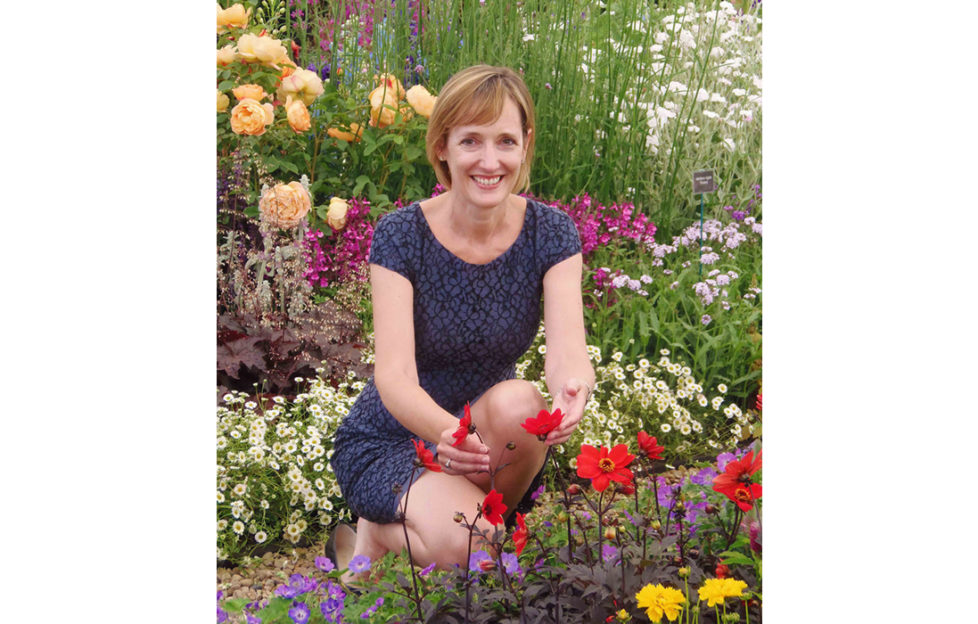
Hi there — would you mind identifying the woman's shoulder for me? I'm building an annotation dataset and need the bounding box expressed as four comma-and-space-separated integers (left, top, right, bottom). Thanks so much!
524, 197, 577, 232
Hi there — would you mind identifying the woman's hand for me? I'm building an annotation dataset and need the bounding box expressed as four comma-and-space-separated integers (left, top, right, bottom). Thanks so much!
435, 425, 492, 475
545, 377, 590, 446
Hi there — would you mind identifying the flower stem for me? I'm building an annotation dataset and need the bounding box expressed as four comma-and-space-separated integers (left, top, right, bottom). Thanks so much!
399, 466, 424, 623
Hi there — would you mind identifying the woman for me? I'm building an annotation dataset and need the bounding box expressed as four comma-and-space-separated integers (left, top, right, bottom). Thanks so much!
329, 64, 594, 577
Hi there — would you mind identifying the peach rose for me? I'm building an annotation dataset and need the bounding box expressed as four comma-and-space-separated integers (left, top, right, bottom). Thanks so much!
232, 83, 266, 101
368, 86, 399, 128
406, 85, 437, 118
229, 98, 267, 136
217, 90, 230, 113
262, 102, 275, 126
217, 44, 238, 66
236, 33, 290, 67
276, 68, 324, 107
326, 197, 349, 231
373, 73, 405, 101
216, 3, 251, 33
286, 98, 311, 133
259, 182, 311, 229
327, 123, 363, 143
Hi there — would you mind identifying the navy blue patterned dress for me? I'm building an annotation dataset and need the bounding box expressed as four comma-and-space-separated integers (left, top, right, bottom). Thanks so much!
330, 198, 582, 523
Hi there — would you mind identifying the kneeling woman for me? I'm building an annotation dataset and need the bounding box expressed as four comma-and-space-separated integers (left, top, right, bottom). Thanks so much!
329, 64, 594, 579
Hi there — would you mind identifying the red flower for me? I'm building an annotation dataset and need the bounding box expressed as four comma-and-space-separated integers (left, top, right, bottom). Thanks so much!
480, 489, 507, 526
636, 431, 665, 460
575, 444, 635, 493
452, 403, 473, 447
712, 449, 762, 511
512, 512, 528, 556
521, 408, 564, 441
412, 439, 441, 472
715, 563, 730, 578
755, 392, 762, 412
618, 477, 635, 495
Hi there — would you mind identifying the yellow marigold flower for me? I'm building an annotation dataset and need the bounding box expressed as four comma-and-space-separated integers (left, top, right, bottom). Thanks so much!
635, 583, 685, 623
697, 578, 748, 608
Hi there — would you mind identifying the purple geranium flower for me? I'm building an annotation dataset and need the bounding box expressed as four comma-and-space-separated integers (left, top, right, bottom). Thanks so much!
218, 606, 229, 623
288, 601, 310, 624
530, 484, 545, 500
500, 552, 521, 576
348, 554, 371, 574
419, 562, 436, 577
602, 544, 619, 564
716, 452, 737, 471
245, 612, 262, 624
691, 467, 718, 485
468, 550, 493, 573
314, 556, 335, 573
361, 597, 384, 619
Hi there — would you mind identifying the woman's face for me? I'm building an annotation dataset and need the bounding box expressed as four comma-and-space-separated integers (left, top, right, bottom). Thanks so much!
438, 97, 529, 212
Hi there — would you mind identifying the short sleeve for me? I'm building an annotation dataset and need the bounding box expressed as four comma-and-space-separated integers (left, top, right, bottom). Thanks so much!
534, 202, 582, 274
368, 205, 418, 283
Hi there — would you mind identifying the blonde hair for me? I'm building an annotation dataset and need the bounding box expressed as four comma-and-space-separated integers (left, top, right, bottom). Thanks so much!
425, 65, 536, 193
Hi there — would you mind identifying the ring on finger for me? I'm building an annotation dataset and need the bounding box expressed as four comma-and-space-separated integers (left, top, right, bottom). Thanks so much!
444, 458, 452, 469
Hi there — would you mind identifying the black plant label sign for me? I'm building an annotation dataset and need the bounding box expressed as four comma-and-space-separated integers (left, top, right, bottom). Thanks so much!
693, 170, 717, 194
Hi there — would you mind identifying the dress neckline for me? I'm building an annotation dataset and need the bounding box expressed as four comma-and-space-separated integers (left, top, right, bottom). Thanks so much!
415, 199, 531, 267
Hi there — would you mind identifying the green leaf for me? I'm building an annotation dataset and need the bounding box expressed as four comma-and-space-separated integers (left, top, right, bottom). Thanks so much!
221, 598, 248, 613
717, 550, 755, 567
353, 175, 371, 197
218, 80, 236, 91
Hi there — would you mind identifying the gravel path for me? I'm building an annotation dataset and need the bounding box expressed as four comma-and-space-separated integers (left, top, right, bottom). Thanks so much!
217, 544, 324, 607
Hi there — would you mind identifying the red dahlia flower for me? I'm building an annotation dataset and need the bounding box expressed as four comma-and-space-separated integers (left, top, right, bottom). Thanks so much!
712, 449, 762, 511
575, 444, 635, 493
512, 512, 528, 555
755, 392, 762, 412
521, 408, 564, 441
637, 431, 665, 460
481, 489, 507, 526
452, 403, 474, 447
412, 439, 441, 472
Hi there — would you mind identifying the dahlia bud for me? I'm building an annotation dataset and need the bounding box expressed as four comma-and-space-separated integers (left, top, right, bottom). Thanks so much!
705, 503, 718, 514
604, 527, 617, 540
678, 566, 690, 579
391, 483, 402, 494
506, 441, 517, 451
650, 520, 661, 531
566, 484, 582, 495
453, 512, 464, 523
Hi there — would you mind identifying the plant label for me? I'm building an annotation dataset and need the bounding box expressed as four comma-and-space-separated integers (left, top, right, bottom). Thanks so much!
693, 170, 717, 194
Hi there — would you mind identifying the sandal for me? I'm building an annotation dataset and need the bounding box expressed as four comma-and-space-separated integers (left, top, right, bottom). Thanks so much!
324, 523, 364, 594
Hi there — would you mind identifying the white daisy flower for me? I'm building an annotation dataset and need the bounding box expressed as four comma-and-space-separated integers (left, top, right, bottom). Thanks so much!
254, 531, 267, 543
233, 483, 247, 497
660, 423, 672, 433
717, 383, 728, 393
232, 521, 245, 535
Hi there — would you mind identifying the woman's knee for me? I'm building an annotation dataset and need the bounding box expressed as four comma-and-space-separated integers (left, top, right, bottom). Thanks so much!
483, 379, 546, 430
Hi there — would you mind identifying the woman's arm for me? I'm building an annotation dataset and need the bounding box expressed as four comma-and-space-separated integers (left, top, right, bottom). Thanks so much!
541, 252, 595, 446
370, 263, 490, 472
